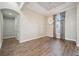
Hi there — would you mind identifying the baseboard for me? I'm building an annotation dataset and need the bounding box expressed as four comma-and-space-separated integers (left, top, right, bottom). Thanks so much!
65, 38, 76, 42
56, 37, 60, 39
77, 43, 79, 47
47, 36, 53, 37
47, 36, 53, 38
47, 36, 76, 42
19, 36, 46, 43
3, 36, 16, 39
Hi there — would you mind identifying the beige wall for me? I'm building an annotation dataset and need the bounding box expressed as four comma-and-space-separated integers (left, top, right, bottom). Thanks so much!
0, 10, 3, 48
46, 16, 53, 37
65, 7, 76, 41
77, 4, 79, 47
19, 7, 47, 43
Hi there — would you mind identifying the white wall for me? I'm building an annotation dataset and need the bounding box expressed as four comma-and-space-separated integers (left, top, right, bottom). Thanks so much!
3, 18, 16, 39
77, 4, 79, 47
19, 7, 47, 43
0, 10, 3, 48
46, 16, 53, 37
15, 15, 20, 40
65, 7, 76, 41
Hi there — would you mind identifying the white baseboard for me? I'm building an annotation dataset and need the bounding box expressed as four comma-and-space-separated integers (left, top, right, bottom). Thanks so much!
56, 37, 60, 39
19, 36, 46, 43
77, 43, 79, 47
47, 36, 53, 37
47, 35, 76, 42
3, 36, 16, 39
65, 38, 76, 42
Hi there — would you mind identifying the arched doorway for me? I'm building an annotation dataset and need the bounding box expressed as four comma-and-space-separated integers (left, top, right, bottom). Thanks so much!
0, 8, 20, 48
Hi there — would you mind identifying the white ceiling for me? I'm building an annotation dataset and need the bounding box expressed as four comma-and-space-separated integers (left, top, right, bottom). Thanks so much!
38, 2, 65, 11
20, 2, 76, 16
17, 2, 25, 9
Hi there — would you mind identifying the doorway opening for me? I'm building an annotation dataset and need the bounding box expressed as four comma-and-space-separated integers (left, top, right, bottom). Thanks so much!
1, 9, 20, 48
53, 12, 65, 39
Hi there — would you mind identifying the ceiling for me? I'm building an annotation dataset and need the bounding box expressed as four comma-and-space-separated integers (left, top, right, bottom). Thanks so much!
1, 9, 19, 19
18, 2, 76, 16
21, 2, 71, 16
38, 2, 65, 11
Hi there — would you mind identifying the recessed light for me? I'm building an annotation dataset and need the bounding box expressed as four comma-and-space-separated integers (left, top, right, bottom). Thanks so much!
9, 13, 12, 15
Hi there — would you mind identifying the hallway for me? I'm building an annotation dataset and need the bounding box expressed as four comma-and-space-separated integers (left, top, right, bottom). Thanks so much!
0, 37, 78, 56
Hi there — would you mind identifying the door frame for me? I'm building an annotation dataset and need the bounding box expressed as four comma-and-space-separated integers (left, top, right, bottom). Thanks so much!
53, 15, 56, 38
60, 12, 65, 39
53, 12, 65, 40
0, 9, 20, 48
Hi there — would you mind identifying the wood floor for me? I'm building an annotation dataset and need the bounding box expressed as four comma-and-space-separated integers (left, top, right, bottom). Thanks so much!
0, 37, 79, 56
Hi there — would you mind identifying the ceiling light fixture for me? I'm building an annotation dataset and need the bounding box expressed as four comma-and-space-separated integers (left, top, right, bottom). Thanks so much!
9, 13, 12, 15
48, 16, 53, 24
